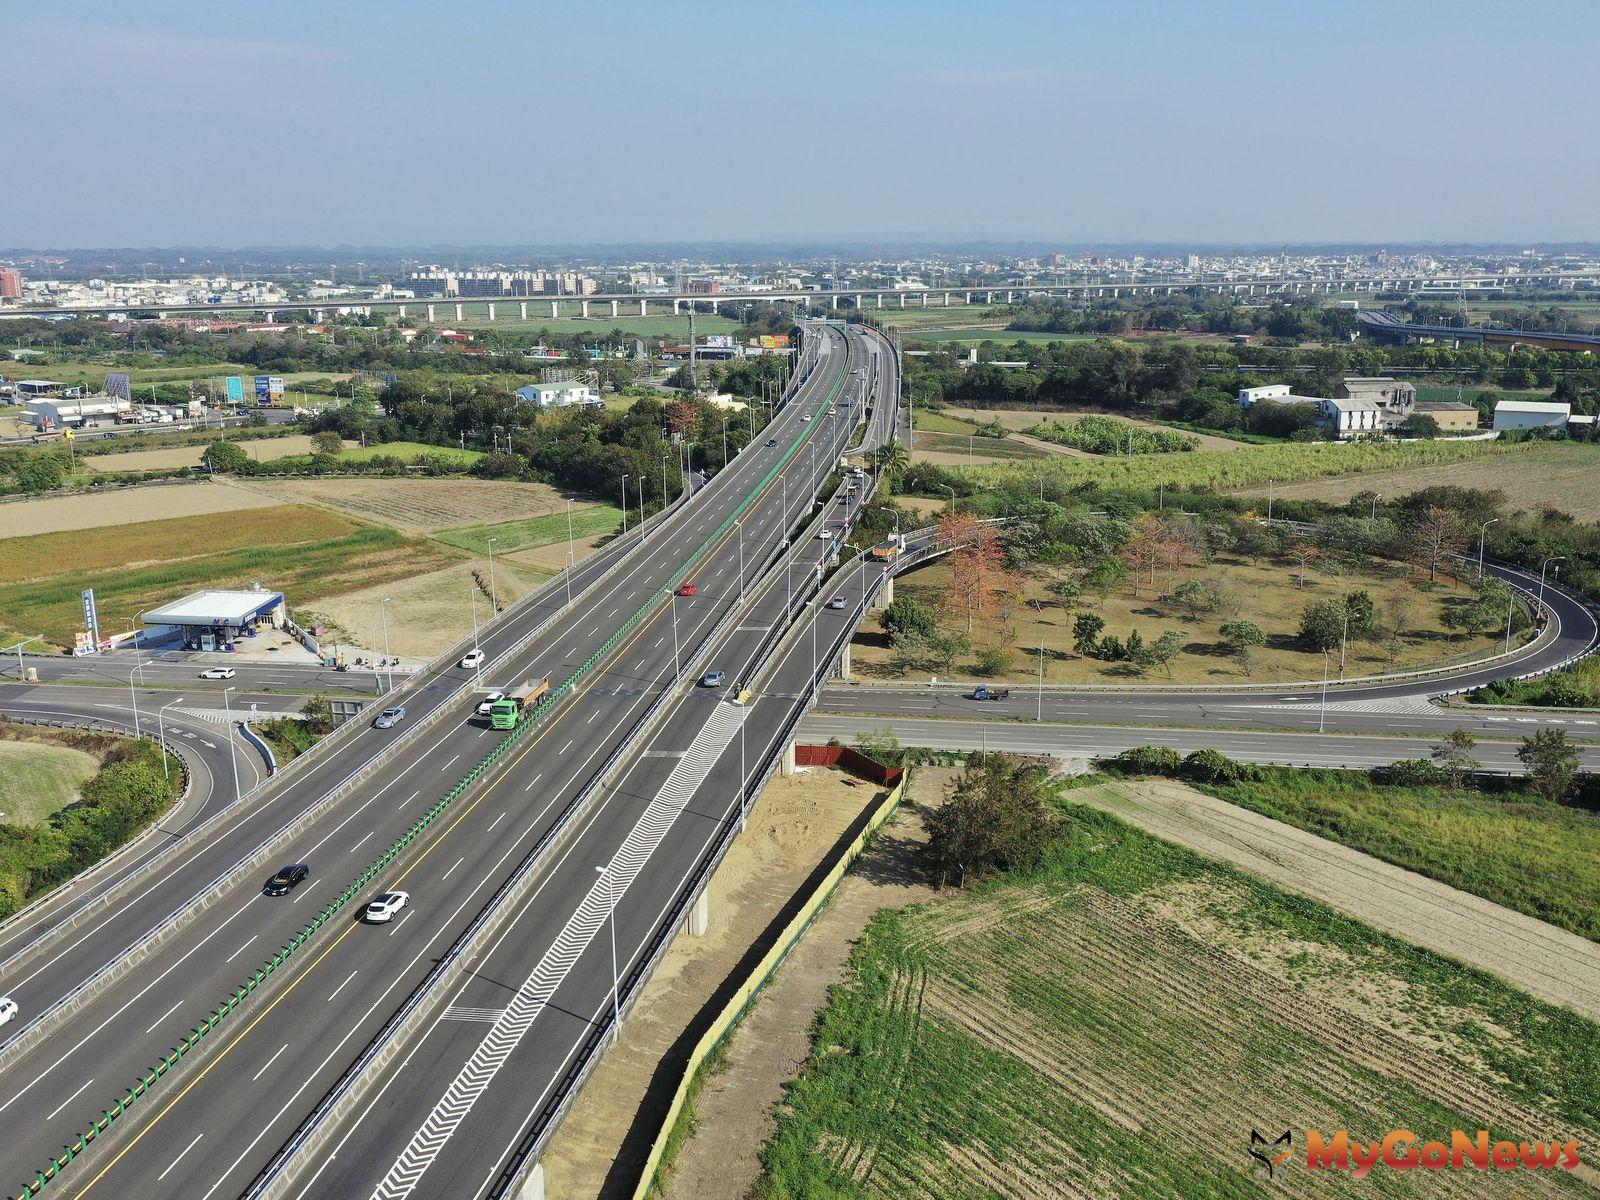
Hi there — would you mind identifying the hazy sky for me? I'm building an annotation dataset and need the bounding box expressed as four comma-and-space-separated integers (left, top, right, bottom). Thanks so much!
4, 0, 1596, 249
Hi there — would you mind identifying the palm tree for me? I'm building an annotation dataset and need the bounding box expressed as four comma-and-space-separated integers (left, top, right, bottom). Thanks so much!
875, 439, 909, 475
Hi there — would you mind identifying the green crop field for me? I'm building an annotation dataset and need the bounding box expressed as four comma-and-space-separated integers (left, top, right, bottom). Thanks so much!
1413, 385, 1548, 405
909, 409, 978, 435
335, 441, 484, 466
757, 798, 1600, 1198
1201, 767, 1600, 939
414, 314, 743, 339
975, 433, 1532, 496
6, 361, 352, 390
430, 504, 623, 556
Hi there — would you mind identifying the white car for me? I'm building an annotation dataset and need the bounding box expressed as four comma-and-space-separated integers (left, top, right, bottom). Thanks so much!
460, 650, 485, 669
827, 595, 847, 610
362, 891, 409, 923
199, 667, 236, 680
0, 996, 17, 1027
816, 527, 834, 540
476, 691, 506, 716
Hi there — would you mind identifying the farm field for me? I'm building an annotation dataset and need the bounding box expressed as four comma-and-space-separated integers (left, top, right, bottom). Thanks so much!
334, 441, 483, 467
907, 327, 1096, 345
0, 740, 101, 826
979, 433, 1533, 496
80, 434, 337, 473
850, 549, 1505, 685
0, 509, 458, 648
430, 504, 622, 556
1413, 385, 1548, 405
300, 558, 551, 660
0, 361, 352, 390
944, 405, 1252, 452
416, 313, 742, 338
1237, 441, 1600, 520
224, 476, 583, 533
755, 794, 1600, 1199
909, 432, 1045, 466
1198, 767, 1600, 941
0, 481, 282, 538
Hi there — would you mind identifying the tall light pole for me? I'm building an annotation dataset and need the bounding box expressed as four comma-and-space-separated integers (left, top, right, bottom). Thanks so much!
1037, 634, 1045, 722
661, 452, 672, 506
942, 484, 956, 515
735, 521, 745, 603
596, 864, 620, 1047
469, 581, 482, 683
737, 697, 748, 833
485, 539, 500, 612
1477, 518, 1500, 581
4, 635, 42, 681
1537, 555, 1565, 613
1318, 651, 1329, 734
670, 593, 681, 681
379, 597, 394, 692
620, 474, 630, 534
221, 685, 243, 802
126, 665, 144, 739
637, 474, 645, 523
156, 697, 184, 780
1371, 492, 1382, 520
565, 498, 576, 605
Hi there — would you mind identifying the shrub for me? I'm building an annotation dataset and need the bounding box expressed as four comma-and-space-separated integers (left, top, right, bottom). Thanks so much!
1106, 745, 1182, 776
975, 647, 1013, 677
1372, 758, 1448, 787
1180, 748, 1256, 784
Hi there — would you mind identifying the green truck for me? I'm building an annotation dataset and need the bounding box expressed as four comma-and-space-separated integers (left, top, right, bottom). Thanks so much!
488, 679, 550, 730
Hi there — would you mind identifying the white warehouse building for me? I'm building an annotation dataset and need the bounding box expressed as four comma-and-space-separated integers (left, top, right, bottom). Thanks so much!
515, 381, 601, 409
1492, 399, 1571, 431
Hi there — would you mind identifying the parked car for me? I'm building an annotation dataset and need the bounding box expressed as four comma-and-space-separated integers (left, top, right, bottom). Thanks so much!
460, 650, 485, 669
362, 891, 409, 923
263, 863, 310, 896
373, 705, 406, 729
827, 595, 847, 610
0, 996, 17, 1028
700, 670, 726, 688
199, 667, 236, 680
476, 691, 506, 716
676, 582, 697, 597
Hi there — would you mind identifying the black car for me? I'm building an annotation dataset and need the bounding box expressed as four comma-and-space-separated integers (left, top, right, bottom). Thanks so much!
263, 863, 310, 896
765, 437, 777, 446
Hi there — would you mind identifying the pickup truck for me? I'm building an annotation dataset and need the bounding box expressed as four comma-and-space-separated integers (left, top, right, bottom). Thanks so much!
970, 684, 1010, 701
488, 678, 550, 730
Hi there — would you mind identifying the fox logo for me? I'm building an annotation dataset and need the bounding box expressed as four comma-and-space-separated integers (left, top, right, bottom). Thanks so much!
1251, 1130, 1293, 1180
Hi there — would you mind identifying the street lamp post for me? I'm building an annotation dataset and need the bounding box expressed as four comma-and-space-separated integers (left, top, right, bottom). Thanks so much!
736, 521, 745, 603
637, 475, 645, 523
1037, 635, 1045, 722
1537, 555, 1566, 613
1318, 651, 1329, 733
4, 635, 42, 681
596, 865, 620, 1047
469, 582, 482, 684
1371, 492, 1382, 520
1478, 518, 1500, 581
156, 696, 184, 780
221, 685, 243, 802
565, 498, 576, 605
620, 475, 630, 535
670, 594, 681, 681
379, 597, 394, 693
485, 539, 500, 612
942, 484, 956, 515
126, 665, 144, 739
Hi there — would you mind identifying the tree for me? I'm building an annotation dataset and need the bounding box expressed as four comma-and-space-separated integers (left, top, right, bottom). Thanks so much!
925, 754, 1056, 888
1444, 579, 1512, 636
309, 430, 344, 457
1406, 505, 1468, 583
1143, 629, 1187, 678
1163, 579, 1211, 621
1218, 619, 1265, 675
940, 513, 1019, 636
1297, 598, 1345, 652
1430, 728, 1479, 789
1516, 728, 1580, 803
976, 647, 1013, 677
204, 440, 250, 473
1395, 413, 1442, 439
300, 694, 335, 735
1342, 590, 1376, 636
880, 595, 937, 642
1072, 613, 1105, 656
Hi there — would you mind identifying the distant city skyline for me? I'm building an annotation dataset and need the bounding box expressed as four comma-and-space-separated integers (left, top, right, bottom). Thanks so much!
5, 0, 1597, 248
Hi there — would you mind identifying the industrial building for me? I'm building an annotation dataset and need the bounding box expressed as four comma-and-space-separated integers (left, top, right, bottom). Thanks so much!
141, 587, 287, 652
1412, 401, 1479, 432
515, 380, 602, 409
26, 395, 132, 429
1492, 399, 1571, 431
1335, 377, 1416, 415
0, 267, 21, 299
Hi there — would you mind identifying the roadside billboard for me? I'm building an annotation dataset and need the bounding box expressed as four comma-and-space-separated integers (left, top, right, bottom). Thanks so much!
267, 376, 285, 400
704, 334, 735, 349
80, 588, 100, 653
105, 373, 132, 402
224, 375, 245, 404
254, 375, 271, 402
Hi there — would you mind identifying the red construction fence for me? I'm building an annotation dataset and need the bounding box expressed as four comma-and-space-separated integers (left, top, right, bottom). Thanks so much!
794, 743, 904, 788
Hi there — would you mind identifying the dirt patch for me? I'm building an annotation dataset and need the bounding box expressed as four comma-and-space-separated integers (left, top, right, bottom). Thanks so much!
224, 476, 575, 532
652, 770, 954, 1200
540, 767, 901, 1200
505, 533, 609, 574
298, 558, 551, 660
80, 435, 338, 473
0, 481, 281, 538
1073, 777, 1600, 1020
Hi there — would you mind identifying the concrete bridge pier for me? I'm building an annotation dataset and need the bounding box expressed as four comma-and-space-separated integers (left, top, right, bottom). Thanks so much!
426, 304, 436, 321
684, 889, 709, 937
855, 294, 863, 308
580, 300, 590, 318
487, 303, 496, 321
519, 302, 527, 320
964, 291, 971, 304
780, 740, 797, 776
942, 292, 951, 306
869, 574, 894, 611
673, 298, 681, 315
898, 293, 906, 307
610, 299, 620, 317
454, 303, 464, 321
397, 305, 407, 318
830, 294, 839, 310
838, 640, 852, 679
313, 309, 324, 323
550, 301, 559, 319
1006, 290, 1014, 302
516, 1162, 545, 1200
877, 293, 885, 308
639, 298, 648, 315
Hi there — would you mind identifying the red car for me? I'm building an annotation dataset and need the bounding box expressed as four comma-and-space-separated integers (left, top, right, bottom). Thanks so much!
676, 582, 697, 596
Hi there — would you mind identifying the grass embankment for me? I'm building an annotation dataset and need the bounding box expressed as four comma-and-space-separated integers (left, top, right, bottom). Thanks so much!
0, 506, 457, 647
0, 741, 101, 826
430, 504, 623, 556
335, 441, 483, 467
1473, 655, 1600, 709
975, 434, 1530, 495
757, 798, 1600, 1198
1200, 767, 1600, 941
0, 725, 182, 920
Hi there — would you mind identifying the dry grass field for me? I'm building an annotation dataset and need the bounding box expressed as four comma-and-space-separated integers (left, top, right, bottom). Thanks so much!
223, 477, 576, 533
80, 435, 339, 473
944, 405, 1251, 452
851, 551, 1503, 684
0, 482, 282, 538
1238, 441, 1600, 520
